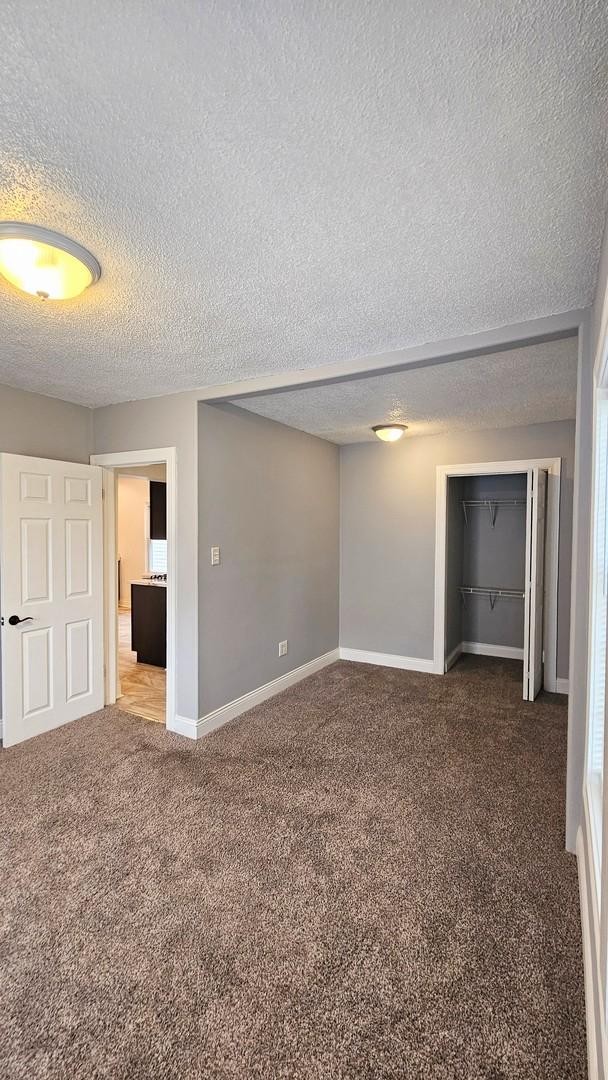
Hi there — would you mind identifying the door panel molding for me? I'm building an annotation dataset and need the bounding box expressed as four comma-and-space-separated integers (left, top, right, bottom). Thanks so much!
66, 618, 92, 701
65, 518, 92, 598
21, 518, 51, 604
22, 625, 53, 717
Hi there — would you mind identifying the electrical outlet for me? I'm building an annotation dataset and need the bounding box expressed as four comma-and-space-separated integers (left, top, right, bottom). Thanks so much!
211, 546, 220, 566
278, 640, 288, 657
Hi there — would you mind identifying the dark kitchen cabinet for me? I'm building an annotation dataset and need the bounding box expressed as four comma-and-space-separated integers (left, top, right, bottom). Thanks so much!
131, 584, 166, 667
150, 481, 167, 540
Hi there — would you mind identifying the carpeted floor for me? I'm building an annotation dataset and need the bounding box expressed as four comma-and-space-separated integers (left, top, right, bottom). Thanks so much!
0, 656, 585, 1079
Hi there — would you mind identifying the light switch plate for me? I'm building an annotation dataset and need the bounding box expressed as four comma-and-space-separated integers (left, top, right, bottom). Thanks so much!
211, 546, 220, 566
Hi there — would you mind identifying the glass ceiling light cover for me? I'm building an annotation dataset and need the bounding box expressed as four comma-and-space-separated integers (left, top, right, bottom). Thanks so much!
0, 222, 101, 300
371, 423, 408, 442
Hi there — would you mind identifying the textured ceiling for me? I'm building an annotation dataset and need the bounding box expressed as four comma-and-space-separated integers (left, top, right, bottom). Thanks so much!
0, 2, 607, 407
235, 338, 578, 443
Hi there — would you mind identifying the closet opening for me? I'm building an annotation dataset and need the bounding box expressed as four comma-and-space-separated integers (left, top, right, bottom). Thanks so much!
434, 459, 562, 700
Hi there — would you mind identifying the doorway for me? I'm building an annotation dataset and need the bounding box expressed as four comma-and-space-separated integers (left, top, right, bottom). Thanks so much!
90, 447, 176, 731
115, 464, 167, 723
434, 458, 562, 697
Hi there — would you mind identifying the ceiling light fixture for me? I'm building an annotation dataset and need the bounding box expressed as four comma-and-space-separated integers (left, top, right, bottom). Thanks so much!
371, 423, 408, 442
0, 222, 101, 300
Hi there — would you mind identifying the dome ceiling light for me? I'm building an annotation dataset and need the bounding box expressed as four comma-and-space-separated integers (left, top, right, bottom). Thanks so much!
0, 222, 101, 300
371, 423, 408, 443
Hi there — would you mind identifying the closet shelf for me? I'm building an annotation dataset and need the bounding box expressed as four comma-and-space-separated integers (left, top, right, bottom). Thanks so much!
462, 498, 526, 528
458, 585, 525, 610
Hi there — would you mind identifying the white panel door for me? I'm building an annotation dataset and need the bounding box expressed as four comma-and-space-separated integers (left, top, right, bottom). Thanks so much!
523, 467, 547, 701
0, 454, 103, 747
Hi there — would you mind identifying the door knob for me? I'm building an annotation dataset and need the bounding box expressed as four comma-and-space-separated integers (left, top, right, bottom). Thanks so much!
8, 615, 34, 626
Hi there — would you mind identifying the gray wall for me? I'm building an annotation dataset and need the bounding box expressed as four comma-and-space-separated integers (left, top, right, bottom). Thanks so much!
0, 382, 92, 461
461, 474, 527, 650
340, 419, 575, 679
198, 403, 339, 716
445, 477, 464, 660
92, 390, 200, 721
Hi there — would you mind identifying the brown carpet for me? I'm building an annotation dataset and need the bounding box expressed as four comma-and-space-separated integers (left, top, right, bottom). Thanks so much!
0, 656, 585, 1079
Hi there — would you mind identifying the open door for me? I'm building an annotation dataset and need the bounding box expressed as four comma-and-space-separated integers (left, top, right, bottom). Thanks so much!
0, 454, 104, 747
523, 467, 547, 701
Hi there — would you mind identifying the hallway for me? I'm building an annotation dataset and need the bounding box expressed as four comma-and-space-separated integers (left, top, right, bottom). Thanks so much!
117, 608, 166, 724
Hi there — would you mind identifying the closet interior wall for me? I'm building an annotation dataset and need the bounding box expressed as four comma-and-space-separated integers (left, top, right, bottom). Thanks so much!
446, 477, 465, 662
446, 473, 528, 665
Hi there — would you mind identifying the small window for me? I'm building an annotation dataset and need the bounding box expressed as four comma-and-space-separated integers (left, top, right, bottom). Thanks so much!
148, 538, 168, 575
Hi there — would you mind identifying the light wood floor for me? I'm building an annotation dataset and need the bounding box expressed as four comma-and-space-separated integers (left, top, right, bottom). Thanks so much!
118, 608, 166, 724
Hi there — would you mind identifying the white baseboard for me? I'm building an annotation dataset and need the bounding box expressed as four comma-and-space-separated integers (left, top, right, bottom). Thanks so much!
338, 647, 435, 673
556, 677, 570, 695
158, 645, 571, 746
167, 713, 199, 740
577, 821, 606, 1080
462, 641, 524, 660
179, 648, 341, 740
445, 643, 463, 671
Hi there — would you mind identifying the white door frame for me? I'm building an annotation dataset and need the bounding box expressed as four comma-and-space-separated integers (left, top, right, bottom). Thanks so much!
434, 457, 562, 691
90, 447, 177, 730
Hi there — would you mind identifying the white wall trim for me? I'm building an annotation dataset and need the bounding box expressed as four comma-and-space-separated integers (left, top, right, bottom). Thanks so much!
100, 467, 118, 704
92, 447, 176, 468
566, 312, 591, 853
447, 641, 568, 682
434, 457, 562, 690
577, 808, 608, 1080
339, 647, 435, 673
445, 643, 463, 671
90, 447, 177, 733
578, 825, 600, 1080
195, 311, 583, 403
167, 713, 199, 740
584, 296, 608, 1014
174, 649, 340, 740
462, 641, 524, 660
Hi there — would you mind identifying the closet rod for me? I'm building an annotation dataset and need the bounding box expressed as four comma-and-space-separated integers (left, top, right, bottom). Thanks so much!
461, 498, 526, 528
458, 585, 525, 611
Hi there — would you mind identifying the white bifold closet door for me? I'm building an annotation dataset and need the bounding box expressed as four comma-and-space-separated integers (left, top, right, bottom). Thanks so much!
0, 453, 104, 747
523, 467, 548, 701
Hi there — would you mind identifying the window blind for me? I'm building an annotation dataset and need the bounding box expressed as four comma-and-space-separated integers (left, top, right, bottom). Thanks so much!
149, 539, 168, 575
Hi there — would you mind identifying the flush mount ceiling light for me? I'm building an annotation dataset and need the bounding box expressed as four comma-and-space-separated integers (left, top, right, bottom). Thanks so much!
371, 423, 408, 442
0, 222, 101, 300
